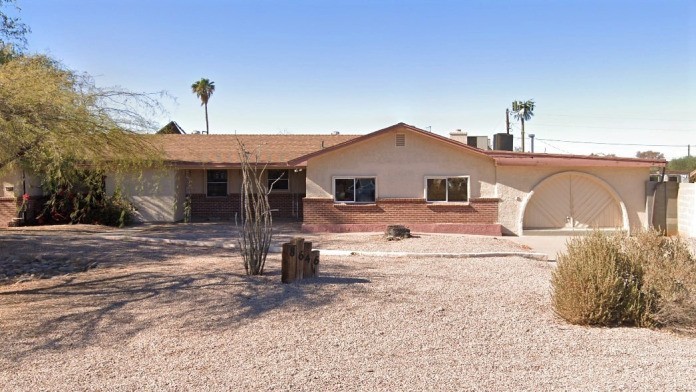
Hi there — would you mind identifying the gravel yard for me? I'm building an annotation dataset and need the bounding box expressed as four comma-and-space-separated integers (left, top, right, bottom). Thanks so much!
1, 228, 695, 391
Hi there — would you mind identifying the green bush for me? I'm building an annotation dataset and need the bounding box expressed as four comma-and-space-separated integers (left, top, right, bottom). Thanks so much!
82, 192, 135, 227
552, 230, 696, 331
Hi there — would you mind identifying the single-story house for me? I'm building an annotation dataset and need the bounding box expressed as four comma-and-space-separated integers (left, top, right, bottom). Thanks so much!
1, 123, 666, 235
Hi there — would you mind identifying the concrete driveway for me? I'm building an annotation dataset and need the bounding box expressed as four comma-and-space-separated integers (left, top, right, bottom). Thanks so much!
507, 235, 572, 261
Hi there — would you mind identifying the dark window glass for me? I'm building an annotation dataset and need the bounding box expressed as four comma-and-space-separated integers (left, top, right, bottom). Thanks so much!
334, 178, 376, 202
426, 177, 469, 202
355, 178, 376, 202
268, 169, 289, 190
448, 177, 468, 202
334, 178, 355, 202
426, 178, 446, 201
207, 170, 228, 197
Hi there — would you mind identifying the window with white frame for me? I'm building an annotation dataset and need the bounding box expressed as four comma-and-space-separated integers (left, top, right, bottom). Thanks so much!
334, 177, 376, 203
267, 169, 289, 191
207, 170, 228, 197
425, 176, 469, 202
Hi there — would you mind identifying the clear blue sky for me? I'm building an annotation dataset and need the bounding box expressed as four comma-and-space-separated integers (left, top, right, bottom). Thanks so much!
14, 0, 696, 159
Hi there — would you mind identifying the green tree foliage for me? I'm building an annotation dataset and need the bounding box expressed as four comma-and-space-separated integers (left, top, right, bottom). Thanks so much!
191, 78, 215, 134
668, 156, 696, 172
0, 3, 166, 226
0, 0, 29, 50
636, 150, 665, 160
511, 99, 535, 152
0, 55, 165, 225
0, 55, 163, 175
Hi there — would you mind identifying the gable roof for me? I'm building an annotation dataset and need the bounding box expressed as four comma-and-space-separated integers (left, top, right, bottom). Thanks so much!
154, 133, 359, 167
157, 121, 186, 134
288, 122, 665, 168
287, 122, 493, 166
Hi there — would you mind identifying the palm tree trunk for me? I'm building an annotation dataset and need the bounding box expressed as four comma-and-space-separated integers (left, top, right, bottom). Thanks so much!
204, 103, 210, 135
521, 118, 525, 152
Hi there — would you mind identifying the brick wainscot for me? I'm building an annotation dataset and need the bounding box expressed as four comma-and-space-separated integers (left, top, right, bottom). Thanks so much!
190, 193, 304, 221
302, 197, 501, 235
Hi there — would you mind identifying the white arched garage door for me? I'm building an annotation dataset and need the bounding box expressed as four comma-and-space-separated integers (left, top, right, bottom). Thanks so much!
523, 172, 625, 230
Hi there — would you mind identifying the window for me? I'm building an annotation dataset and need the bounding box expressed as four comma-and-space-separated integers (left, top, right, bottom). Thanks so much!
207, 170, 228, 197
425, 176, 469, 202
268, 169, 289, 191
334, 177, 376, 203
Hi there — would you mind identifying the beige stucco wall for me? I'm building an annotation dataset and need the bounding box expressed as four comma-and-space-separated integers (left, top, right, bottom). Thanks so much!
106, 169, 183, 222
306, 128, 497, 199
0, 169, 43, 198
496, 166, 652, 235
188, 168, 305, 195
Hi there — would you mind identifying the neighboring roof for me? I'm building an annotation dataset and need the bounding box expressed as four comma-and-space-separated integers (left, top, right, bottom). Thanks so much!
487, 151, 666, 168
154, 133, 359, 166
288, 122, 493, 166
157, 121, 186, 134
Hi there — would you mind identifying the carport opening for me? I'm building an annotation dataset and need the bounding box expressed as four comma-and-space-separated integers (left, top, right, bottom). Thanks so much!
521, 171, 628, 236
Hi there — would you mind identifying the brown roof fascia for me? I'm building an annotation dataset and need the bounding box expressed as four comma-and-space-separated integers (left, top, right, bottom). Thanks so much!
287, 122, 493, 165
166, 161, 301, 169
487, 151, 667, 168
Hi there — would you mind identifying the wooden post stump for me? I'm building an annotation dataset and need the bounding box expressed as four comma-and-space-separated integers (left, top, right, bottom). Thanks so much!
281, 243, 297, 283
310, 250, 320, 277
281, 237, 320, 282
292, 237, 304, 280
302, 242, 313, 277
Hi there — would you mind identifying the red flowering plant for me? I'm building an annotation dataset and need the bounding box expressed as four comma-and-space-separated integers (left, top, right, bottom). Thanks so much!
17, 193, 30, 217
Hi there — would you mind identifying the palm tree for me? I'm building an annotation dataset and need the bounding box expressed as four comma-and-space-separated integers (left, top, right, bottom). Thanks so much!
512, 99, 535, 152
191, 78, 215, 134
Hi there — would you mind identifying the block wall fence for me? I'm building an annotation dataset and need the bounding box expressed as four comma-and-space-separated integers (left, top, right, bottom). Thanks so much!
677, 183, 696, 238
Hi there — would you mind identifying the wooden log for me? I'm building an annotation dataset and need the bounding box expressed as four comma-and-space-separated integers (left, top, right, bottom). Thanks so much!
302, 242, 313, 277
310, 250, 320, 277
292, 237, 304, 280
281, 243, 297, 283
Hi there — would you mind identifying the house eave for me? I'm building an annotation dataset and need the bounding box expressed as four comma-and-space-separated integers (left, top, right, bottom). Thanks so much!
489, 153, 666, 168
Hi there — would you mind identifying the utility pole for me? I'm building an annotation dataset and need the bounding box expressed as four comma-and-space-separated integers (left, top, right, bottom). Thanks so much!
505, 108, 510, 134
689, 144, 691, 157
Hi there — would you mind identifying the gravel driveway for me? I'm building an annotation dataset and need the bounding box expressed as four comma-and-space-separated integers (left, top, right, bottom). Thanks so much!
1, 229, 695, 391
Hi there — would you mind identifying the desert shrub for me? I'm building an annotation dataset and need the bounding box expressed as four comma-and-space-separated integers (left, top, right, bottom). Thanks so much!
39, 166, 135, 228
552, 229, 696, 331
551, 231, 652, 327
82, 192, 135, 227
624, 230, 696, 330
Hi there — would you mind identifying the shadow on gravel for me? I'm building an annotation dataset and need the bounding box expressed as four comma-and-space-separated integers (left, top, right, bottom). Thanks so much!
0, 256, 371, 362
0, 234, 229, 284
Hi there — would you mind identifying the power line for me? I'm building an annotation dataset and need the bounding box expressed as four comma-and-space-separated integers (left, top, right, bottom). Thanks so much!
537, 139, 572, 154
543, 114, 695, 122
532, 123, 695, 132
536, 138, 689, 148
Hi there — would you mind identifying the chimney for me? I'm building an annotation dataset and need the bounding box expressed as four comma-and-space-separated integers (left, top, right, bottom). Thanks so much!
449, 129, 468, 144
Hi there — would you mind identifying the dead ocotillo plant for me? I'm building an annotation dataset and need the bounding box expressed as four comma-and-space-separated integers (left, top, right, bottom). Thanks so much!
236, 140, 285, 275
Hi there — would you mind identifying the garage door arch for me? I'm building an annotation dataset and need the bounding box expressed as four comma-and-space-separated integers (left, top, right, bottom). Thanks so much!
520, 171, 629, 233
